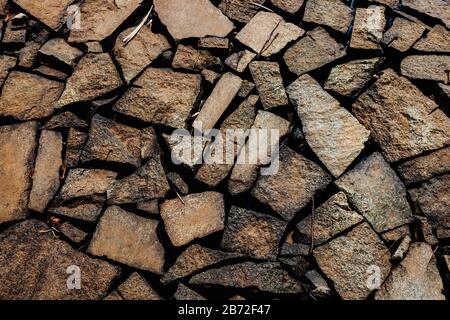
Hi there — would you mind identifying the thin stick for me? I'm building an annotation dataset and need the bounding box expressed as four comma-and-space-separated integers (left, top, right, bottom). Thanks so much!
123, 5, 154, 45
250, 2, 274, 13
168, 179, 185, 204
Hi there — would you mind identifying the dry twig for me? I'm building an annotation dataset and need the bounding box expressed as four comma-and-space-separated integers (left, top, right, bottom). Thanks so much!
123, 5, 154, 45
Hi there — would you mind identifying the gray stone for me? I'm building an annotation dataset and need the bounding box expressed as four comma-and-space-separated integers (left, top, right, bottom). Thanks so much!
225, 50, 256, 73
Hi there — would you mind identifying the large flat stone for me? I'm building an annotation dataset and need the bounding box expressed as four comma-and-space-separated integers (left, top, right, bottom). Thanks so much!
350, 6, 386, 50
218, 0, 265, 23
303, 0, 353, 33
382, 17, 426, 52
401, 55, 450, 83
402, 0, 450, 29
414, 25, 450, 52
13, 0, 73, 30
250, 61, 288, 110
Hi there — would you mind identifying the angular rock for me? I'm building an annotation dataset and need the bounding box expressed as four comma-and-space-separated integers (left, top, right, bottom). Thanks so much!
193, 72, 242, 132
33, 65, 68, 80
114, 26, 170, 83
409, 175, 450, 229
252, 146, 332, 221
353, 69, 450, 162
0, 219, 120, 299
305, 269, 331, 299
42, 112, 88, 130
154, 0, 234, 40
414, 25, 450, 52
324, 58, 379, 97
402, 0, 450, 29
0, 122, 38, 224
137, 199, 159, 215
2, 19, 26, 46
88, 206, 165, 274
284, 27, 346, 76
271, 0, 304, 14
115, 273, 162, 300
221, 206, 286, 260
64, 128, 87, 168
59, 223, 88, 244
13, 0, 73, 30
198, 36, 229, 50
167, 172, 189, 195
281, 242, 310, 257
49, 195, 105, 222
279, 256, 310, 278
288, 74, 370, 177
336, 152, 413, 233
225, 50, 256, 73
376, 243, 445, 300
190, 262, 302, 294
29, 130, 63, 213
297, 192, 364, 246
218, 0, 265, 23
114, 68, 201, 129
0, 71, 64, 120
160, 192, 225, 247
381, 224, 411, 242
55, 54, 122, 107
201, 69, 220, 84
68, 0, 143, 43
39, 38, 83, 68
250, 61, 288, 110
161, 244, 240, 284
0, 55, 17, 87
174, 283, 206, 300
238, 80, 256, 98
18, 40, 47, 68
107, 156, 170, 204
172, 44, 221, 72
235, 11, 304, 57
314, 223, 391, 300
350, 6, 386, 50
401, 55, 450, 83
397, 147, 450, 185
391, 235, 412, 262
303, 0, 353, 33
382, 17, 426, 52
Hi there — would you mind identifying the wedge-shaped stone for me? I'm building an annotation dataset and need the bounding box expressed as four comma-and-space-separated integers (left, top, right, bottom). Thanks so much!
39, 38, 83, 68
160, 192, 225, 247
154, 0, 234, 40
287, 74, 370, 177
353, 69, 450, 162
174, 283, 206, 300
414, 25, 450, 52
64, 128, 87, 168
49, 195, 104, 222
303, 0, 353, 33
336, 152, 413, 233
113, 273, 162, 300
350, 6, 386, 50
401, 55, 450, 83
314, 223, 391, 300
271, 0, 304, 14
250, 61, 288, 110
284, 27, 346, 76
42, 112, 88, 130
0, 122, 38, 224
218, 0, 265, 23
382, 18, 426, 52
114, 68, 201, 129
88, 206, 165, 274
13, 0, 73, 30
376, 243, 445, 300
403, 0, 450, 29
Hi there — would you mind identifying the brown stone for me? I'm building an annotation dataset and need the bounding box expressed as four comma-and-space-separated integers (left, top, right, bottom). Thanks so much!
137, 199, 159, 215
0, 122, 38, 224
252, 146, 332, 221
287, 74, 370, 177
49, 195, 105, 222
270, 0, 304, 14
55, 54, 122, 107
154, 0, 234, 40
314, 223, 391, 300
351, 6, 386, 50
376, 243, 445, 300
114, 67, 201, 129
414, 25, 450, 52
114, 26, 170, 83
2, 19, 26, 46
59, 223, 88, 244
225, 50, 256, 73
88, 206, 165, 274
0, 55, 17, 87
382, 18, 426, 52
353, 69, 450, 163
64, 128, 87, 168
235, 11, 304, 57
336, 152, 413, 233
174, 283, 206, 300
303, 0, 353, 33
250, 61, 288, 110
160, 192, 225, 247
238, 80, 256, 98
161, 244, 240, 284
13, 0, 73, 30
284, 27, 346, 76
0, 71, 64, 120
167, 172, 189, 195
218, 0, 265, 23
403, 0, 450, 29
114, 273, 162, 300
198, 36, 229, 50
42, 112, 88, 130
29, 130, 63, 213
401, 55, 450, 83
39, 38, 83, 68
381, 225, 411, 242
172, 44, 221, 72
221, 206, 286, 260
33, 65, 68, 80
0, 219, 120, 299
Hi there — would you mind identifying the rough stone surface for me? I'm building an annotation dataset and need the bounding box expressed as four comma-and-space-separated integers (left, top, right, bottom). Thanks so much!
382, 18, 426, 52
401, 55, 450, 83
137, 199, 159, 215
0, 219, 120, 299
161, 244, 240, 284
13, 0, 73, 30
324, 58, 379, 97
114, 68, 201, 129
397, 147, 450, 185
154, 0, 234, 40
314, 223, 391, 300
221, 206, 286, 260
250, 61, 288, 110
172, 44, 221, 72
303, 0, 353, 33
381, 225, 411, 242
55, 54, 122, 107
0, 122, 38, 224
0, 55, 17, 87
288, 74, 370, 177
49, 195, 105, 222
376, 243, 445, 300
236, 12, 304, 57
297, 192, 364, 246
284, 27, 346, 76
88, 206, 165, 274
409, 175, 450, 229
115, 272, 162, 300
68, 0, 143, 43
414, 25, 450, 52
59, 223, 88, 244
225, 50, 256, 73
39, 38, 83, 68
29, 130, 63, 213
353, 69, 450, 163
64, 128, 87, 168
174, 283, 206, 300
198, 37, 230, 50
271, 0, 304, 14
42, 112, 88, 130
0, 71, 64, 120
252, 146, 332, 221
336, 152, 413, 233
402, 0, 450, 29
218, 0, 265, 23
160, 192, 225, 247
350, 6, 386, 50
167, 172, 189, 195
190, 262, 302, 294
